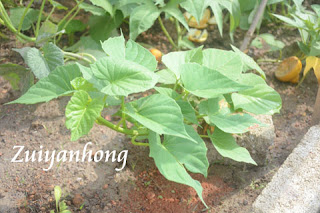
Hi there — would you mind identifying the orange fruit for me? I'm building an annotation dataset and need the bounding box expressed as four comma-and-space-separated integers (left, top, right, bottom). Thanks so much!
149, 48, 162, 63
275, 56, 302, 83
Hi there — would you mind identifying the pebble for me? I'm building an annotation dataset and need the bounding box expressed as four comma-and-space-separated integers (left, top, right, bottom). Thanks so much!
72, 193, 84, 207
103, 184, 109, 190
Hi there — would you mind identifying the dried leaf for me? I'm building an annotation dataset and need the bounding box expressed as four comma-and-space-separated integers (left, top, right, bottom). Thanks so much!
303, 56, 320, 84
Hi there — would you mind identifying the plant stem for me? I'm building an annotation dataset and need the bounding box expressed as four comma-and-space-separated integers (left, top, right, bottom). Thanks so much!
35, 0, 46, 37
0, 1, 36, 42
57, 3, 82, 42
96, 117, 149, 136
62, 51, 92, 64
158, 16, 178, 50
80, 52, 97, 62
45, 6, 56, 22
199, 135, 210, 138
131, 135, 149, 147
175, 18, 182, 50
257, 58, 282, 63
57, 0, 83, 28
18, 0, 35, 33
121, 96, 127, 129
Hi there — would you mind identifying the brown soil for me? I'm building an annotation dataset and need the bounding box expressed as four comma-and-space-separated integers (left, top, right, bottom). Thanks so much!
0, 8, 318, 213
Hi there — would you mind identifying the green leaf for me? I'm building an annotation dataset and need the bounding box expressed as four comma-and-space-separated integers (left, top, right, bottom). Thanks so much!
180, 0, 207, 23
162, 0, 189, 30
36, 21, 58, 43
66, 91, 104, 141
54, 186, 62, 204
26, 43, 64, 79
125, 40, 158, 71
2, 72, 20, 90
81, 57, 158, 96
231, 74, 282, 115
202, 48, 243, 81
79, 2, 106, 16
162, 46, 203, 78
180, 63, 249, 98
9, 7, 40, 31
89, 11, 124, 42
208, 128, 257, 165
199, 96, 262, 134
125, 94, 197, 143
156, 69, 177, 84
164, 124, 209, 176
62, 20, 86, 34
89, 0, 113, 16
148, 131, 207, 207
154, 86, 180, 99
251, 33, 285, 52
71, 77, 96, 92
176, 100, 198, 125
9, 64, 81, 104
101, 34, 126, 58
13, 47, 31, 62
208, 2, 223, 36
129, 3, 161, 40
231, 45, 266, 79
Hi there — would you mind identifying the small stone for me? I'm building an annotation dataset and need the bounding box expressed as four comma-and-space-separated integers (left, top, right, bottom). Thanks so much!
146, 192, 155, 200
72, 193, 84, 207
103, 184, 109, 190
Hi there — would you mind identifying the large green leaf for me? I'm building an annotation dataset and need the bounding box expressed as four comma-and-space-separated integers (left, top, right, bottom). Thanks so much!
65, 91, 104, 141
129, 3, 161, 40
180, 63, 249, 98
231, 45, 266, 79
9, 7, 39, 31
148, 132, 207, 207
162, 46, 203, 78
0, 63, 32, 92
125, 40, 157, 71
180, 0, 207, 23
162, 0, 189, 30
202, 49, 243, 81
208, 128, 256, 165
9, 64, 81, 104
81, 57, 158, 96
163, 124, 209, 176
101, 35, 126, 58
231, 73, 281, 114
89, 11, 123, 42
125, 94, 197, 143
156, 69, 177, 84
89, 0, 113, 16
79, 2, 106, 16
199, 96, 262, 134
208, 2, 223, 36
25, 43, 64, 79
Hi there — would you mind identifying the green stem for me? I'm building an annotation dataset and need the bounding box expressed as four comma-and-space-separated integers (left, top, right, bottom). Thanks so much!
63, 51, 92, 64
45, 6, 55, 22
257, 58, 282, 63
18, 0, 35, 33
0, 1, 36, 42
131, 135, 149, 147
199, 135, 210, 138
79, 52, 97, 62
57, 0, 83, 28
35, 0, 46, 37
96, 117, 148, 136
57, 3, 82, 42
175, 18, 182, 50
121, 96, 127, 129
158, 16, 178, 50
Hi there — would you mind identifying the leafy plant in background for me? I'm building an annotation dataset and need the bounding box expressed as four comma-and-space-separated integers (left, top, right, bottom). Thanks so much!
50, 186, 71, 213
9, 35, 282, 207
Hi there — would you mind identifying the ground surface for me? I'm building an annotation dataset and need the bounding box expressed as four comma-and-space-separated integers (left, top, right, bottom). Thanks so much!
0, 7, 319, 213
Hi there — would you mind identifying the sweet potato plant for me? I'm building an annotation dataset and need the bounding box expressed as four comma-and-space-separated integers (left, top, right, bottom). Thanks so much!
9, 34, 281, 207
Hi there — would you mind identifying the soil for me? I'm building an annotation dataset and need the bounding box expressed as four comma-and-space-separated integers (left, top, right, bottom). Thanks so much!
0, 4, 319, 213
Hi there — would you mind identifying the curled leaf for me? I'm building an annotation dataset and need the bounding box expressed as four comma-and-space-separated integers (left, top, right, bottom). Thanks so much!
303, 56, 320, 84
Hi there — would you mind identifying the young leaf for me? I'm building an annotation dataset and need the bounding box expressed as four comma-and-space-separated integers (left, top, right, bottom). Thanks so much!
36, 21, 58, 43
65, 91, 104, 141
71, 77, 96, 92
180, 63, 249, 98
208, 128, 257, 165
125, 94, 197, 143
82, 57, 158, 96
199, 96, 262, 134
202, 49, 243, 81
9, 64, 81, 104
163, 124, 209, 176
129, 3, 161, 40
148, 131, 207, 207
303, 56, 320, 84
231, 45, 266, 79
54, 186, 62, 206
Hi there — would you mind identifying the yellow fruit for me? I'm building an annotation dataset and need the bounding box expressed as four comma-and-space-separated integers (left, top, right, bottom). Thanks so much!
275, 56, 302, 83
188, 29, 208, 43
149, 48, 162, 63
184, 9, 211, 29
